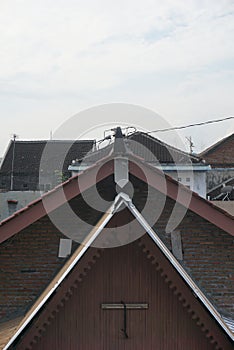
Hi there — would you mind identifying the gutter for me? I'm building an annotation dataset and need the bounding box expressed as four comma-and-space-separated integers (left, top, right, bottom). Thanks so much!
157, 165, 211, 171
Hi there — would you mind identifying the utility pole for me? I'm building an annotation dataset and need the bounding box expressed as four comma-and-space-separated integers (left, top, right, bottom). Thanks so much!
10, 134, 18, 191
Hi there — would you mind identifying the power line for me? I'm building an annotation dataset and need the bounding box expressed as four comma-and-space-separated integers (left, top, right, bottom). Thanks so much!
147, 116, 234, 134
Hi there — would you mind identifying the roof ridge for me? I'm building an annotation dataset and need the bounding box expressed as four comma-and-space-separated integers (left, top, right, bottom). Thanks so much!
128, 131, 202, 162
199, 132, 234, 156
12, 139, 94, 144
0, 152, 233, 245
2, 195, 233, 349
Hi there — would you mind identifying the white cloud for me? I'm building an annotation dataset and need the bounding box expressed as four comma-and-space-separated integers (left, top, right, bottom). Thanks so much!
0, 0, 233, 153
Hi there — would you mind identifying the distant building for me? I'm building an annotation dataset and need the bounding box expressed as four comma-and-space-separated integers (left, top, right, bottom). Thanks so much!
69, 131, 210, 198
199, 133, 234, 200
0, 139, 94, 221
0, 139, 95, 191
0, 129, 233, 349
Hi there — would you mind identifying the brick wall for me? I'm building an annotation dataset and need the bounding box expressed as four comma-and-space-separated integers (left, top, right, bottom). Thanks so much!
151, 195, 234, 317
0, 177, 233, 325
0, 215, 78, 322
202, 134, 234, 167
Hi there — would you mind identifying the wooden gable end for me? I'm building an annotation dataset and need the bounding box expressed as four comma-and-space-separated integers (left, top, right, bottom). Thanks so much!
12, 213, 233, 350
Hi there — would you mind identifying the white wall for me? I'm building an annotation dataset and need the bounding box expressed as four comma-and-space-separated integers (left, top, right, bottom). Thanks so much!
0, 191, 41, 222
164, 170, 207, 198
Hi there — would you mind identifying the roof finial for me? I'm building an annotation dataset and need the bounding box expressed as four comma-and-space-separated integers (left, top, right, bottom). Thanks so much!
113, 127, 127, 154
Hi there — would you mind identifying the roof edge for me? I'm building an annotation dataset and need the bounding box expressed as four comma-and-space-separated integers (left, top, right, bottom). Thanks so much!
2, 204, 117, 350
0, 154, 114, 243
199, 132, 234, 157
3, 193, 233, 350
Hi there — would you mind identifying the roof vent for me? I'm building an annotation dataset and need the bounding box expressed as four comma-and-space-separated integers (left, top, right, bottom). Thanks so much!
58, 238, 72, 258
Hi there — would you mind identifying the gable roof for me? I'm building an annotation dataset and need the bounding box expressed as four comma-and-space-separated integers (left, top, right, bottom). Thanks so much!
69, 131, 205, 169
1, 193, 233, 350
200, 133, 234, 156
0, 151, 233, 245
0, 146, 233, 348
127, 131, 203, 164
0, 139, 94, 190
199, 133, 234, 167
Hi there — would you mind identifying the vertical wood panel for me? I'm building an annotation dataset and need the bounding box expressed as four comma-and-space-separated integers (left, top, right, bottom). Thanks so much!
25, 236, 223, 350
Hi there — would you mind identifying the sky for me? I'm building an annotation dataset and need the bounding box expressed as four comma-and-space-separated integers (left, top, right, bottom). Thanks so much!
0, 0, 233, 156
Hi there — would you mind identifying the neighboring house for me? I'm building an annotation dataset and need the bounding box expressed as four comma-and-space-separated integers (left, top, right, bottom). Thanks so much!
0, 139, 94, 221
0, 192, 42, 223
206, 177, 234, 216
0, 139, 95, 191
199, 133, 234, 192
69, 131, 210, 198
207, 177, 234, 201
0, 128, 233, 350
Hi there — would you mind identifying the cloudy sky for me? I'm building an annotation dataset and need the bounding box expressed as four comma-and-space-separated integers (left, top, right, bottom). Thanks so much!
0, 0, 233, 156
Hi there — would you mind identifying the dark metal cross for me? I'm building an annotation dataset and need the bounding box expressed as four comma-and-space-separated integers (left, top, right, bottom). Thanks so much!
101, 302, 148, 339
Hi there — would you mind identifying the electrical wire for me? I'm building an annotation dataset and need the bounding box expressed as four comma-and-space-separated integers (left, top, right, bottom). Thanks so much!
147, 116, 234, 134
93, 116, 233, 145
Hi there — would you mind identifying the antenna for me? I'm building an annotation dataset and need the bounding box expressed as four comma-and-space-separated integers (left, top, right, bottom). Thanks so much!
221, 185, 233, 201
186, 136, 194, 154
10, 133, 19, 191
12, 133, 18, 142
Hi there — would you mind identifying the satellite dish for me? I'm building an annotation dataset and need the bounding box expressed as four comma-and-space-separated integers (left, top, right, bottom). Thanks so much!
221, 185, 233, 193
220, 185, 233, 201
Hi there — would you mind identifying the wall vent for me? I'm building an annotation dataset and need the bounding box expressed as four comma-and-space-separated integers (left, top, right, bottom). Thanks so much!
58, 238, 72, 258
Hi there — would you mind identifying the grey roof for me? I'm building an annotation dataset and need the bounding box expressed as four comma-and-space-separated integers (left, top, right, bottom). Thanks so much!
128, 132, 203, 164
0, 140, 94, 191
71, 131, 205, 167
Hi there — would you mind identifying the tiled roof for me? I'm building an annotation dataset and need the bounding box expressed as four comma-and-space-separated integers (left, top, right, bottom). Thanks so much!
1, 196, 233, 349
127, 132, 203, 164
70, 132, 204, 167
0, 149, 233, 348
72, 143, 113, 165
0, 140, 94, 190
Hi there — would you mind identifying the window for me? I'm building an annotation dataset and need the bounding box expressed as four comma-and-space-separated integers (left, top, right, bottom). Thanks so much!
45, 184, 51, 191
39, 184, 45, 191
7, 199, 18, 216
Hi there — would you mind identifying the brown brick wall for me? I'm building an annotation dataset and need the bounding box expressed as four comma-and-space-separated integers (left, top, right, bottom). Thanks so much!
152, 196, 234, 317
0, 215, 77, 322
202, 134, 234, 167
0, 179, 233, 325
